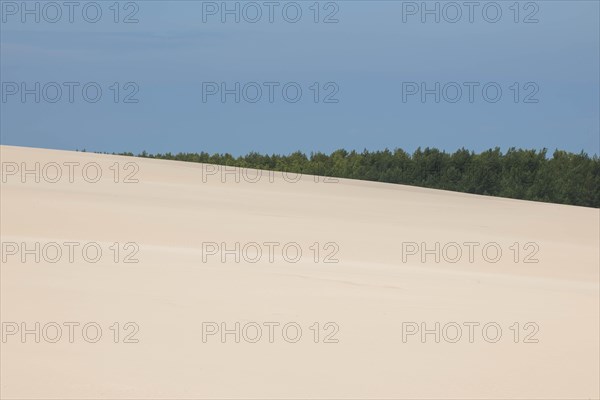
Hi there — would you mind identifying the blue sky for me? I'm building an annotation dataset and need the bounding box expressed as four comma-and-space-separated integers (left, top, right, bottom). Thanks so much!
1, 0, 598, 156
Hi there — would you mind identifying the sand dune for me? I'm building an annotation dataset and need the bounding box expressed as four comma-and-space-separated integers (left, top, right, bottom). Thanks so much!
1, 145, 598, 399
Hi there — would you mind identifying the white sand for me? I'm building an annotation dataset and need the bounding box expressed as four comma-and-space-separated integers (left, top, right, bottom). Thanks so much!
1, 144, 598, 399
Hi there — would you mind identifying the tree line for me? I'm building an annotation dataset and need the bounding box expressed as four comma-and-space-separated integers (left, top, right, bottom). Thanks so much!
109, 147, 599, 208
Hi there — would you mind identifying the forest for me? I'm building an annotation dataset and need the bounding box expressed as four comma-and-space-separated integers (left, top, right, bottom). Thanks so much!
111, 147, 599, 208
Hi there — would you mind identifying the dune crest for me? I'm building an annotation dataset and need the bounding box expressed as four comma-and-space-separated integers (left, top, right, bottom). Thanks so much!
1, 145, 598, 399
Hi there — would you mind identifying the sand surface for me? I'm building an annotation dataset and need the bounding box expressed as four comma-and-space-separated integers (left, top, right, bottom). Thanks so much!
1, 145, 598, 399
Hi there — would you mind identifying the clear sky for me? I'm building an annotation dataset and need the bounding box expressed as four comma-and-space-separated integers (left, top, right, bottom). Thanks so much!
1, 0, 599, 156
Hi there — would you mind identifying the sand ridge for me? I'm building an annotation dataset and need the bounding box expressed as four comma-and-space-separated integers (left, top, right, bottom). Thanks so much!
1, 145, 598, 399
